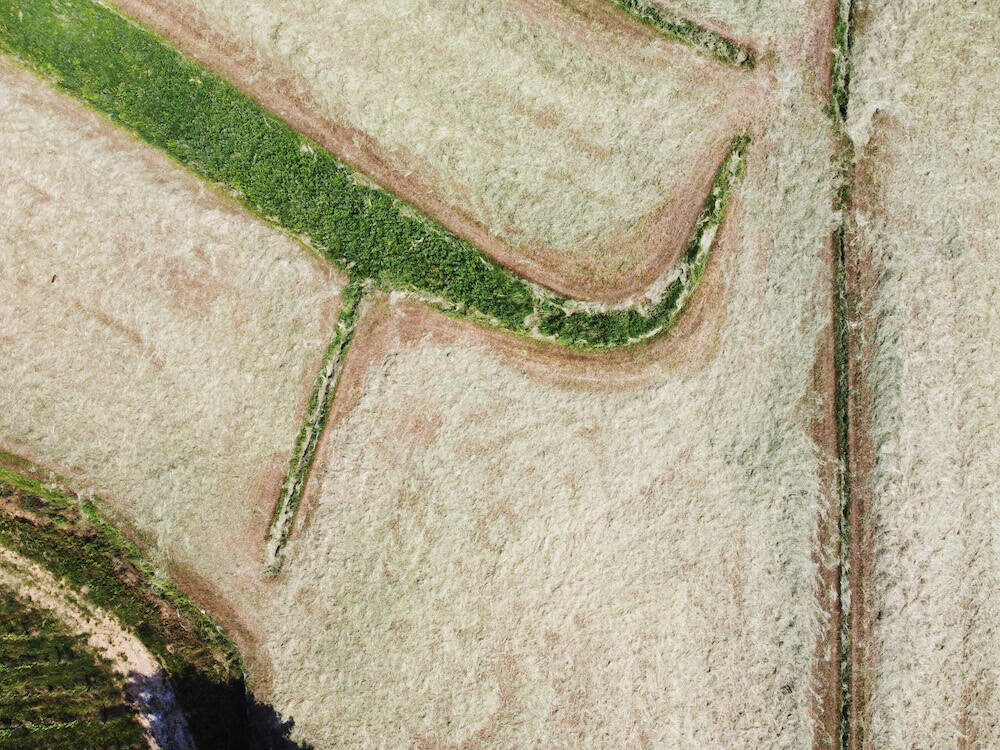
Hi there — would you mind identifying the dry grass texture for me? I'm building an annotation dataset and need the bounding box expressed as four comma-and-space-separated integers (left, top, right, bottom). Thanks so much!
846, 0, 1000, 746
266, 79, 840, 746
111, 0, 755, 299
0, 58, 344, 606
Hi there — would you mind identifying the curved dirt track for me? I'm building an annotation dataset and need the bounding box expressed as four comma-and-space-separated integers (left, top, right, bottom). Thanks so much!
0, 547, 194, 750
106, 0, 765, 302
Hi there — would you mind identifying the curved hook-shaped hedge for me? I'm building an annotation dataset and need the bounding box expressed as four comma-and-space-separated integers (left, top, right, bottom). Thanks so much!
0, 0, 748, 350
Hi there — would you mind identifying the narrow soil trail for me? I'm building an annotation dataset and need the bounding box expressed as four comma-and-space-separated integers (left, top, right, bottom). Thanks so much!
0, 546, 194, 750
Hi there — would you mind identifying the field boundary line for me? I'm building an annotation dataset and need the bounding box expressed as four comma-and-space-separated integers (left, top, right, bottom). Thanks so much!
828, 0, 856, 747
605, 0, 755, 68
262, 282, 365, 576
0, 0, 747, 350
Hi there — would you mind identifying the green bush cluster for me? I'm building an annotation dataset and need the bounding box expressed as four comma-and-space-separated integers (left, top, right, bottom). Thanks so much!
0, 589, 146, 749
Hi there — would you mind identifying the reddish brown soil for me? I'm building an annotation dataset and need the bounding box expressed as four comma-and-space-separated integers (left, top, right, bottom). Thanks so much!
806, 235, 844, 750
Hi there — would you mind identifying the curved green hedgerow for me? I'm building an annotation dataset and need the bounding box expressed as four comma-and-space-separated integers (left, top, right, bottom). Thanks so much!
0, 458, 305, 749
263, 281, 365, 577
0, 0, 748, 350
606, 0, 755, 68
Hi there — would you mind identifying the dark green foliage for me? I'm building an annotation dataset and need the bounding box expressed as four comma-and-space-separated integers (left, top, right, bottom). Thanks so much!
606, 0, 755, 68
830, 0, 854, 124
0, 589, 146, 750
0, 0, 747, 351
0, 467, 308, 749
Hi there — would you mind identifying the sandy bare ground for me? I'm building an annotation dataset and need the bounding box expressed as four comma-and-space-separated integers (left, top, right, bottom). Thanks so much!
0, 546, 193, 750
107, 0, 763, 301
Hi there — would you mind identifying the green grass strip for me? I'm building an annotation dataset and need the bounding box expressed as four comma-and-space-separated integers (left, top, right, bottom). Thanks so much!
0, 0, 747, 350
830, 0, 853, 125
263, 281, 365, 576
606, 0, 755, 68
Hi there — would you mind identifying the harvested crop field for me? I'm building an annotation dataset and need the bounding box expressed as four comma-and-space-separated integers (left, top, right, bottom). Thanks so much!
264, 71, 841, 743
108, 0, 761, 300
0, 57, 345, 621
8, 0, 997, 745
845, 0, 1000, 746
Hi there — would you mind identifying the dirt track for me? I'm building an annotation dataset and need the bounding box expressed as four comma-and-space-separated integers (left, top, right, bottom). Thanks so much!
0, 547, 193, 750
107, 0, 763, 301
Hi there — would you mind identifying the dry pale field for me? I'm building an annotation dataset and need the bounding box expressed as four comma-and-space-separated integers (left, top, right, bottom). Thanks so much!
263, 53, 842, 745
109, 0, 759, 300
3, 0, 859, 746
0, 546, 193, 750
846, 0, 1000, 746
0, 57, 344, 631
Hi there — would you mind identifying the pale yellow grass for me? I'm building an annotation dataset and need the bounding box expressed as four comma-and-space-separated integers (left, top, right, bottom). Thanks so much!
846, 0, 1000, 745
265, 81, 840, 747
111, 0, 754, 298
0, 58, 344, 611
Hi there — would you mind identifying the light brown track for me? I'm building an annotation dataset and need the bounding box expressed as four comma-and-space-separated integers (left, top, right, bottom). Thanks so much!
843, 109, 897, 750
807, 235, 845, 750
107, 0, 760, 303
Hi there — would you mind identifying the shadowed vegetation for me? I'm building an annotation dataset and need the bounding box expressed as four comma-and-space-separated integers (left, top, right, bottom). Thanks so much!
0, 0, 747, 350
0, 459, 309, 749
0, 588, 146, 750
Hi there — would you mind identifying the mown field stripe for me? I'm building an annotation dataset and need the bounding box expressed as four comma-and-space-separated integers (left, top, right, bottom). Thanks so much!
0, 0, 747, 350
263, 282, 365, 576
606, 0, 755, 68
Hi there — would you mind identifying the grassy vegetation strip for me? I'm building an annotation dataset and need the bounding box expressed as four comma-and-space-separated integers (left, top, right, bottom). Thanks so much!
605, 0, 754, 68
0, 586, 146, 750
264, 282, 365, 576
829, 4, 855, 747
528, 134, 748, 347
0, 459, 296, 749
0, 0, 746, 350
830, 0, 853, 124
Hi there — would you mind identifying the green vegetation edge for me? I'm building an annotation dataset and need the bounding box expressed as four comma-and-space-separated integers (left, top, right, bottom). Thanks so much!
607, 0, 755, 68
0, 0, 748, 350
0, 457, 294, 749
